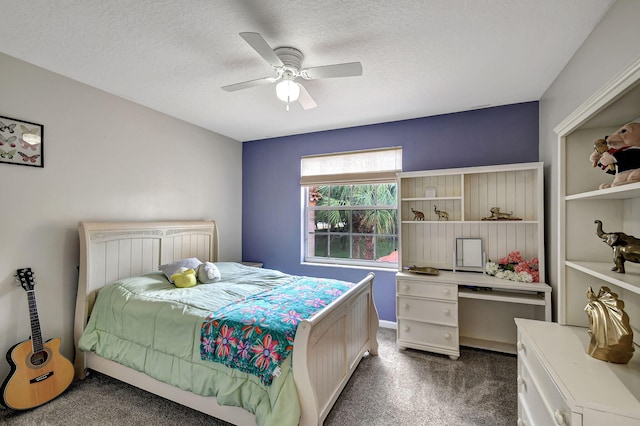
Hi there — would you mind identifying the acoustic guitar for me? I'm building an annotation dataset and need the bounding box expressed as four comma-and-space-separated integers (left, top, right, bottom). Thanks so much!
0, 268, 74, 410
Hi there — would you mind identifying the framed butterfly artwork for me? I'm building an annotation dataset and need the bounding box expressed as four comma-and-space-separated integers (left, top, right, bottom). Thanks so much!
0, 115, 43, 168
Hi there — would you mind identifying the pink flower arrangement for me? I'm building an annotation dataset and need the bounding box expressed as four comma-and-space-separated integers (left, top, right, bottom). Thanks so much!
486, 251, 539, 283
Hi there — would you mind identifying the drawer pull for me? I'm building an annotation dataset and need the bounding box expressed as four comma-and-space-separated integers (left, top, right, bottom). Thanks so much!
404, 326, 410, 332
403, 303, 410, 310
403, 284, 410, 291
517, 340, 524, 352
517, 375, 526, 391
553, 409, 566, 425
517, 419, 525, 426
443, 288, 451, 296
444, 332, 452, 340
443, 308, 451, 316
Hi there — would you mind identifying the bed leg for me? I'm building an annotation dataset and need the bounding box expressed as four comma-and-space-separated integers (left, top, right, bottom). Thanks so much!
74, 352, 88, 380
367, 273, 380, 357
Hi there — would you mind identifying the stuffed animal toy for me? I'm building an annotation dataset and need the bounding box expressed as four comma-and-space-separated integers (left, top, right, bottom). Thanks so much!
589, 122, 640, 189
170, 267, 197, 288
197, 262, 221, 283
591, 138, 616, 173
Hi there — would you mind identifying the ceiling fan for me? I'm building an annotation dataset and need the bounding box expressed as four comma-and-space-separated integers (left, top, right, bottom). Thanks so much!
221, 32, 363, 111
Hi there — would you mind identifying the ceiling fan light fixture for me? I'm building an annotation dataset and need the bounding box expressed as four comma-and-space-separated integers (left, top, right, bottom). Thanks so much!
276, 79, 300, 103
222, 32, 361, 111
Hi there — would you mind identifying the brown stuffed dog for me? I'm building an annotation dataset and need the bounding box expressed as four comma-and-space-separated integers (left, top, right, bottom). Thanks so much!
590, 122, 640, 189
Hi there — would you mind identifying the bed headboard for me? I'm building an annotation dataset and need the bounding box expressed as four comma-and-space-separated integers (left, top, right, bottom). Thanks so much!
74, 221, 218, 352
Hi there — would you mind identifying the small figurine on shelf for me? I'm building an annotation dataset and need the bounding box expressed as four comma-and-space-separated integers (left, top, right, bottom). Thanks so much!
404, 265, 439, 275
411, 207, 425, 221
433, 205, 449, 221
594, 220, 640, 273
481, 207, 522, 221
424, 187, 436, 198
584, 286, 634, 364
591, 138, 616, 173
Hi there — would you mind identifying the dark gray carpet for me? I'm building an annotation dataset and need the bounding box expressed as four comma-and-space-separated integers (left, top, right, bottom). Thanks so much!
0, 328, 517, 425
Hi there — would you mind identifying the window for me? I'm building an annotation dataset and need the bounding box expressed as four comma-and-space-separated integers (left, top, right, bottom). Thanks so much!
301, 147, 401, 268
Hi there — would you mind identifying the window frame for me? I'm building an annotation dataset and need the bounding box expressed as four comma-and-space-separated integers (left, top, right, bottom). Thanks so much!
302, 182, 398, 269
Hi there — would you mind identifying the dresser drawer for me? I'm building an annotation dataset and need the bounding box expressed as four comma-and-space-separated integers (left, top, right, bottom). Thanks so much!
517, 393, 535, 426
397, 319, 458, 350
396, 279, 457, 301
518, 334, 572, 425
397, 296, 457, 326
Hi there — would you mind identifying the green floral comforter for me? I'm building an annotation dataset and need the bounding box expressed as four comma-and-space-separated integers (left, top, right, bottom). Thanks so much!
200, 276, 354, 385
78, 262, 307, 426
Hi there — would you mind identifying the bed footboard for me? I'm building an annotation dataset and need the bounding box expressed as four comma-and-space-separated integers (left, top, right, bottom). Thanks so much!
292, 272, 378, 426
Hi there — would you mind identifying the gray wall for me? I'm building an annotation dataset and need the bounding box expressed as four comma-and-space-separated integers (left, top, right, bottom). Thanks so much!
540, 0, 640, 319
0, 53, 243, 382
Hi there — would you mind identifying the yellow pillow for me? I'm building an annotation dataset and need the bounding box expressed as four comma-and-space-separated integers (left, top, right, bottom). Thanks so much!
171, 268, 197, 288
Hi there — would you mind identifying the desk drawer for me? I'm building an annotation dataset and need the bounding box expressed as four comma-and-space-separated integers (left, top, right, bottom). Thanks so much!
518, 333, 572, 425
397, 296, 457, 326
397, 319, 458, 350
397, 279, 457, 301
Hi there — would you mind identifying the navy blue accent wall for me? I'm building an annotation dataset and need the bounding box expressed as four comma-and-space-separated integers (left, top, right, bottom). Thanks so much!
242, 102, 539, 322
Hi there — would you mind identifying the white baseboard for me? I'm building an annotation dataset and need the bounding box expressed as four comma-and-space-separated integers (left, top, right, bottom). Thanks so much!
379, 320, 397, 330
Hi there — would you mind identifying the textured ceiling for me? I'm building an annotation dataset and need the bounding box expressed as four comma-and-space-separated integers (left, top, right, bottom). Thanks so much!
0, 0, 614, 142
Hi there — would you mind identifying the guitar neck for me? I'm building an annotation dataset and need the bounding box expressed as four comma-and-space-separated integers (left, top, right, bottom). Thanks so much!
26, 290, 44, 353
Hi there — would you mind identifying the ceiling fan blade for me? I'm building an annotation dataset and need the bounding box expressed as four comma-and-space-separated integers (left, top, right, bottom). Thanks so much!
221, 76, 277, 92
302, 62, 362, 79
239, 32, 284, 68
297, 84, 317, 110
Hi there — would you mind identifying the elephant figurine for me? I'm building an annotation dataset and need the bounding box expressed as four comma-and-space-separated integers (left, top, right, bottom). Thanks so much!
595, 220, 640, 273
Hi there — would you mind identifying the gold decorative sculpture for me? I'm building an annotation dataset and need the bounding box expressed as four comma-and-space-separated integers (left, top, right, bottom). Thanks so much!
584, 286, 634, 364
404, 265, 439, 275
481, 207, 522, 221
594, 220, 640, 273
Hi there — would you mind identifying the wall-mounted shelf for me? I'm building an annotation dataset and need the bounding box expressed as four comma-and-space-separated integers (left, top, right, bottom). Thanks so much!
402, 196, 463, 201
556, 57, 640, 334
566, 261, 640, 295
565, 182, 640, 201
398, 162, 545, 273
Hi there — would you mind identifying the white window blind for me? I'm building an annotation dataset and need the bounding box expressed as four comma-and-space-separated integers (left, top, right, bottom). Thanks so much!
300, 147, 402, 185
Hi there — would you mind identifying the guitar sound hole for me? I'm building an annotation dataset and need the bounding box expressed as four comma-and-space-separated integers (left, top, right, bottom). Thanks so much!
31, 350, 48, 366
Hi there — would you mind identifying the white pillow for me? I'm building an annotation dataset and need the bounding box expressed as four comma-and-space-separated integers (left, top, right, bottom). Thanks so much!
197, 262, 221, 284
159, 258, 202, 283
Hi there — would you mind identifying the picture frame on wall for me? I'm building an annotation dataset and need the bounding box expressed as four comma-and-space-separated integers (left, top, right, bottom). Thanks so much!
0, 115, 44, 168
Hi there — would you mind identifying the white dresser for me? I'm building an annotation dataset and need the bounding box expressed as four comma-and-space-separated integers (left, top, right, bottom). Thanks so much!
396, 272, 459, 359
397, 271, 551, 359
516, 318, 640, 425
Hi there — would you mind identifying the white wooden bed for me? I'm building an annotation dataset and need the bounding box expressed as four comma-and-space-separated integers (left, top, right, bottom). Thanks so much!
73, 220, 379, 425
